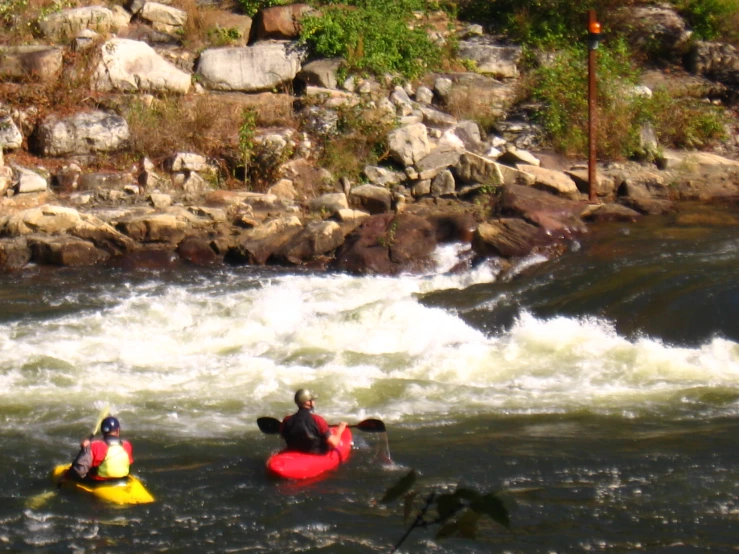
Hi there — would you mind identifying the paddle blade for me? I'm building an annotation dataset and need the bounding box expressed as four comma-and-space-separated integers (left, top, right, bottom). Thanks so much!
257, 417, 281, 434
91, 404, 111, 437
354, 419, 386, 433
26, 490, 56, 510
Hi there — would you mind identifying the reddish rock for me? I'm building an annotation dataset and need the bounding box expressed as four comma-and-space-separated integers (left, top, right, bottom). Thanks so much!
333, 213, 437, 275
177, 236, 221, 266
250, 4, 315, 42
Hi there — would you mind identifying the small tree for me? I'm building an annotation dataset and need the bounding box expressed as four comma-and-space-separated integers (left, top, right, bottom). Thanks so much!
238, 107, 257, 187
380, 469, 511, 553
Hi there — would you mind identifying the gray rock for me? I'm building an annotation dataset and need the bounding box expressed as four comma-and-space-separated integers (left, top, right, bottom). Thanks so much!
28, 235, 109, 266
364, 165, 406, 186
387, 123, 431, 167
33, 111, 129, 157
415, 148, 463, 180
0, 238, 31, 271
309, 192, 349, 216
38, 6, 113, 41
0, 46, 63, 82
14, 166, 49, 194
276, 220, 344, 263
415, 86, 434, 104
349, 184, 393, 214
0, 116, 23, 150
196, 42, 306, 93
140, 2, 187, 31
515, 164, 579, 198
457, 39, 522, 78
297, 58, 345, 89
455, 152, 535, 186
93, 39, 191, 93
431, 170, 456, 197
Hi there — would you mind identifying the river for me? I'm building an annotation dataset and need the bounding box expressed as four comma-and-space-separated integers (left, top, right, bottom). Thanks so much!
2, 205, 739, 553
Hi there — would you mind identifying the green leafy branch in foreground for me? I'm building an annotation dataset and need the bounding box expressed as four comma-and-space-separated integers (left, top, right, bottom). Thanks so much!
380, 469, 510, 553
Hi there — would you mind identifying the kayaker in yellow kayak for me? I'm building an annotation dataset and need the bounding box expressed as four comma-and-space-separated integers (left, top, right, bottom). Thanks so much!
63, 416, 134, 482
281, 389, 347, 454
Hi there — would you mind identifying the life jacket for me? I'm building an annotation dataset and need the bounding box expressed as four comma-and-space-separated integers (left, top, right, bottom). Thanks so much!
96, 437, 130, 479
282, 408, 327, 454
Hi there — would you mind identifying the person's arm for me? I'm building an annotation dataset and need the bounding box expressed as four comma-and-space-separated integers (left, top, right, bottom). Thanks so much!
69, 444, 93, 480
124, 440, 134, 464
326, 422, 348, 449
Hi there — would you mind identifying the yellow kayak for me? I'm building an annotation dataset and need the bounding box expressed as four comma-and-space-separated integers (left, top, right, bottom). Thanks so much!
51, 464, 155, 505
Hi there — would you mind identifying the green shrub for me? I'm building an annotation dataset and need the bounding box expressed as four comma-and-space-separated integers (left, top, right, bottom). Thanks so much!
300, 0, 442, 79
314, 102, 396, 182
238, 108, 257, 186
530, 38, 727, 158
456, 0, 606, 48
238, 0, 289, 18
677, 0, 739, 41
208, 26, 243, 46
644, 89, 727, 149
531, 39, 638, 157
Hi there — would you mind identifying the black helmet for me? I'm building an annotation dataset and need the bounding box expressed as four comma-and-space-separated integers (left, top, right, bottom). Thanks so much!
101, 416, 120, 434
294, 389, 317, 405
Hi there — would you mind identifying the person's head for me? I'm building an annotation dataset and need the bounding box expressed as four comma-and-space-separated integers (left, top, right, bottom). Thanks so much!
101, 416, 120, 437
294, 389, 317, 410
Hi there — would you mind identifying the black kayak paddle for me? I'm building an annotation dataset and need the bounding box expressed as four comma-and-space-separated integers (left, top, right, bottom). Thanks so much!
257, 416, 386, 434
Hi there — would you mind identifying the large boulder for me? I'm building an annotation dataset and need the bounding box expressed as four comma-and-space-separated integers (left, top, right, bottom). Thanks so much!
27, 234, 110, 266
228, 216, 304, 265
93, 39, 192, 93
116, 213, 188, 244
176, 236, 222, 266
38, 6, 114, 41
13, 166, 49, 194
333, 213, 437, 275
0, 238, 31, 271
32, 111, 129, 157
414, 147, 463, 181
438, 73, 518, 120
139, 2, 187, 33
250, 4, 315, 41
617, 170, 671, 199
196, 42, 306, 92
274, 220, 344, 264
348, 184, 393, 214
387, 123, 432, 167
0, 116, 23, 150
72, 214, 137, 255
309, 192, 349, 216
687, 41, 739, 95
457, 38, 522, 79
455, 152, 535, 186
517, 165, 579, 198
4, 205, 81, 235
472, 218, 548, 258
620, 4, 692, 61
296, 58, 344, 89
496, 184, 588, 239
0, 46, 62, 82
0, 165, 12, 197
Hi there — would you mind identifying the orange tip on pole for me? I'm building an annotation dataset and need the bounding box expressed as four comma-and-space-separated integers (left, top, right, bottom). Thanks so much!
589, 21, 601, 34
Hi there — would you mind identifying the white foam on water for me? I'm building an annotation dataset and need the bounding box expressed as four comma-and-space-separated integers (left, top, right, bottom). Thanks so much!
2, 261, 739, 437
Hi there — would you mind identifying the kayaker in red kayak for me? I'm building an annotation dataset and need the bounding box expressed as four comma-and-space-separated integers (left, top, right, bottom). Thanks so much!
65, 416, 134, 482
281, 389, 347, 454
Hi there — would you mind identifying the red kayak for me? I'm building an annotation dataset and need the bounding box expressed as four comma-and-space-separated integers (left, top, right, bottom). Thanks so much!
266, 426, 352, 480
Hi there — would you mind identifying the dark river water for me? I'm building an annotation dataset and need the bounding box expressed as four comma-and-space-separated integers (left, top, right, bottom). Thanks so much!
2, 204, 739, 553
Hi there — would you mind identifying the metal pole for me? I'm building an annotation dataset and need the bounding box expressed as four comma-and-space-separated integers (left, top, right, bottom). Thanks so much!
587, 10, 601, 202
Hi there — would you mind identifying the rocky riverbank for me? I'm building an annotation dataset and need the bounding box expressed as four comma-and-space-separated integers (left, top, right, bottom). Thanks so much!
2, 2, 739, 275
